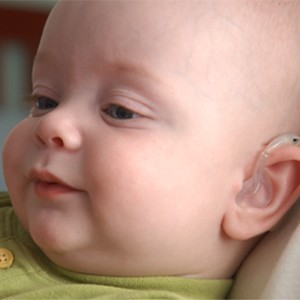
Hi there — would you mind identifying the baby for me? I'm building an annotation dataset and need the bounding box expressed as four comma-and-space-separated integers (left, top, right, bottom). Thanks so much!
1, 0, 300, 298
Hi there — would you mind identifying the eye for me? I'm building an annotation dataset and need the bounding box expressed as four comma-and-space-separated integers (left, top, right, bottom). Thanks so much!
103, 104, 139, 120
35, 96, 58, 110
29, 95, 58, 117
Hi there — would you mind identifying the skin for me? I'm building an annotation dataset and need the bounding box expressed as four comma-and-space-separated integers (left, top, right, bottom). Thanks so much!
3, 1, 300, 278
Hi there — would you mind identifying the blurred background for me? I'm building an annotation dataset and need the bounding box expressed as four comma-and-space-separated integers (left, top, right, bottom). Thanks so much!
0, 0, 56, 191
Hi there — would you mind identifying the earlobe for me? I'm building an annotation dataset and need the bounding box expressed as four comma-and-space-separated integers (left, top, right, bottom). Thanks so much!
222, 133, 300, 241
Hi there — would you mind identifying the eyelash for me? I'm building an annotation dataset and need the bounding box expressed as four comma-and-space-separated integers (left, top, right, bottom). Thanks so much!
35, 95, 58, 110
28, 95, 58, 117
102, 104, 140, 120
28, 94, 141, 121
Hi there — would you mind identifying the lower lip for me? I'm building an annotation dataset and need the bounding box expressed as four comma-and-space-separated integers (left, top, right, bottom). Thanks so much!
34, 181, 79, 199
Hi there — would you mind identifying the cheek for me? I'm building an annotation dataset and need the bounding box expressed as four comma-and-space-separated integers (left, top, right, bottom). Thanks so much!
2, 120, 35, 225
3, 122, 27, 181
3, 119, 35, 169
84, 135, 220, 230
86, 150, 223, 263
85, 136, 190, 197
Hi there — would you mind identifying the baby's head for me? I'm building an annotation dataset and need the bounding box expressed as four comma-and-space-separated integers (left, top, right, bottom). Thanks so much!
3, 0, 300, 278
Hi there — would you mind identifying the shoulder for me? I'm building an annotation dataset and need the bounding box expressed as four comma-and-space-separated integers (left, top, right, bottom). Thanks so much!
0, 191, 14, 239
0, 191, 28, 243
0, 191, 11, 207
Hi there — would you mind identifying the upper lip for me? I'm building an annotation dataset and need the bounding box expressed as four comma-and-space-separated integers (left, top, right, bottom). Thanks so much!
28, 168, 75, 189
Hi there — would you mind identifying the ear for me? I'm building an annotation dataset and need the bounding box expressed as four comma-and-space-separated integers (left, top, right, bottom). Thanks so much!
222, 144, 300, 241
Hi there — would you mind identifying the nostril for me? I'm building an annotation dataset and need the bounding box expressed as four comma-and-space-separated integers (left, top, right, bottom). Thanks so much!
52, 137, 64, 147
34, 116, 82, 150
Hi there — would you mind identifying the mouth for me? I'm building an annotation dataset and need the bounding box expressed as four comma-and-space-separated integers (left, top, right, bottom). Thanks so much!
28, 169, 81, 199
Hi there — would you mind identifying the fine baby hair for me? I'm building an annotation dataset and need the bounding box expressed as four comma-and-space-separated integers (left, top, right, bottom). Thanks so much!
237, 133, 300, 208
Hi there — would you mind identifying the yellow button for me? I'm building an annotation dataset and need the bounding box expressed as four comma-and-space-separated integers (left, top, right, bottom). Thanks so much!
0, 248, 14, 269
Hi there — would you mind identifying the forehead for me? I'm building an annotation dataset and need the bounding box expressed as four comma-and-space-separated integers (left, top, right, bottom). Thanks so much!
34, 1, 257, 114
50, 0, 198, 34
35, 1, 222, 81
37, 0, 290, 105
40, 1, 197, 57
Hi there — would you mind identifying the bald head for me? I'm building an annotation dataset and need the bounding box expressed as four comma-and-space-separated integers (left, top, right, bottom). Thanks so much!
38, 0, 300, 138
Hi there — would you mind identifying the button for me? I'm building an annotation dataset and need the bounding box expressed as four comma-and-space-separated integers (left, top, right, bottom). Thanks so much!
0, 248, 14, 269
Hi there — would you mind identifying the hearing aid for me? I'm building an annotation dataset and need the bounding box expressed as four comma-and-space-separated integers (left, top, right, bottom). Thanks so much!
236, 133, 300, 208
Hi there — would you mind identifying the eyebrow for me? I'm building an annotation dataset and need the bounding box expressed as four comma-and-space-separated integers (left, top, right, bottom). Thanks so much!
34, 51, 165, 86
106, 60, 165, 86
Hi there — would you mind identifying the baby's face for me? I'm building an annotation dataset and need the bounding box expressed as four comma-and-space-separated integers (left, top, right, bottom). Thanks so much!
3, 1, 262, 277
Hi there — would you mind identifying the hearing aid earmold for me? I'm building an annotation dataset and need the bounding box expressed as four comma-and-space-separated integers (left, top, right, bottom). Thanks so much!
236, 133, 300, 208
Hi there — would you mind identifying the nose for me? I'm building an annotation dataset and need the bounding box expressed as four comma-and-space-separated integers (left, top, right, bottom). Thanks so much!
34, 111, 82, 151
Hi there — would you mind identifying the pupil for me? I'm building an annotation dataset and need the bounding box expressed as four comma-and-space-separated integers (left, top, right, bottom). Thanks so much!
115, 106, 132, 119
117, 107, 127, 118
37, 97, 57, 109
